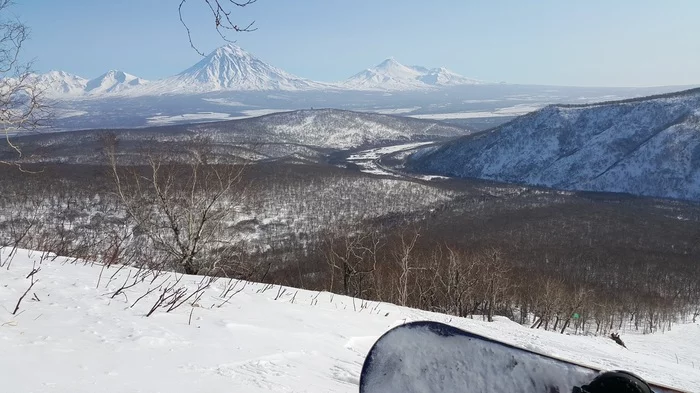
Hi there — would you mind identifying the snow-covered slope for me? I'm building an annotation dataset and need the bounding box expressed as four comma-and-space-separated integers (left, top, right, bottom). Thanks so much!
343, 58, 483, 91
84, 70, 148, 94
147, 44, 332, 93
417, 66, 482, 87
408, 88, 700, 202
1, 247, 698, 393
31, 70, 88, 96
200, 108, 470, 149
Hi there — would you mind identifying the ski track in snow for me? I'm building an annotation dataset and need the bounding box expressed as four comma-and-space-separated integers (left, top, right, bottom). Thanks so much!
0, 248, 698, 393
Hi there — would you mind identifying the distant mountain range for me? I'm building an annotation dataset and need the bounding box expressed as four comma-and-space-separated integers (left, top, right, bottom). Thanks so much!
344, 58, 482, 90
406, 88, 700, 202
31, 44, 486, 98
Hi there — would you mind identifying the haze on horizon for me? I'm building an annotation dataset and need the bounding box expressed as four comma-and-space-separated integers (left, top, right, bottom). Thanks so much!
12, 0, 700, 88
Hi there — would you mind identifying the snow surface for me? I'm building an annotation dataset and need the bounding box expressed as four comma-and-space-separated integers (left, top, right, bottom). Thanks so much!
146, 44, 336, 93
84, 70, 148, 95
346, 142, 436, 177
146, 112, 237, 125
410, 88, 700, 201
30, 71, 88, 97
212, 108, 468, 149
29, 70, 147, 97
146, 109, 295, 125
1, 247, 698, 393
409, 104, 544, 120
343, 58, 483, 91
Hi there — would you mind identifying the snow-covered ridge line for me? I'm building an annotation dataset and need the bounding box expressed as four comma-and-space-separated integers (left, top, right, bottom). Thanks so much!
342, 57, 484, 91
30, 44, 486, 98
407, 87, 700, 202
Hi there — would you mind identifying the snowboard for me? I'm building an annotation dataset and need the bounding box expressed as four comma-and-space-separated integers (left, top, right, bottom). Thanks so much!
359, 320, 686, 393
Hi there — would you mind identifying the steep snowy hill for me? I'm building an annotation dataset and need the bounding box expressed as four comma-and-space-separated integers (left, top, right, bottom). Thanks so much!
84, 70, 148, 94
343, 58, 483, 91
1, 247, 698, 393
31, 70, 88, 96
147, 44, 333, 93
407, 88, 700, 201
196, 108, 471, 149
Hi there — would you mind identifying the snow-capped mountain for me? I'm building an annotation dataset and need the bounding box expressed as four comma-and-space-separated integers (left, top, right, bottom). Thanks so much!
150, 44, 333, 93
29, 49, 486, 98
85, 70, 148, 94
344, 58, 427, 90
343, 58, 483, 91
32, 70, 88, 96
407, 88, 700, 202
416, 66, 482, 87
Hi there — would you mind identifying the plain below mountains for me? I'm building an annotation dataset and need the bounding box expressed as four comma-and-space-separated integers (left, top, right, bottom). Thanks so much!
3, 109, 471, 164
407, 88, 700, 202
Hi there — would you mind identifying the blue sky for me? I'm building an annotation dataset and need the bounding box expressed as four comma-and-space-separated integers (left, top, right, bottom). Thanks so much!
11, 0, 700, 87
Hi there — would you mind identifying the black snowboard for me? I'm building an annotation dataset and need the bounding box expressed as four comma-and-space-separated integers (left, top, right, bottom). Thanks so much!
359, 321, 685, 393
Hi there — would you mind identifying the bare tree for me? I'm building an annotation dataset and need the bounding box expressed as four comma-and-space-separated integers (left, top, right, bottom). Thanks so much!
104, 134, 247, 275
179, 0, 258, 56
323, 228, 382, 298
391, 227, 420, 307
0, 0, 46, 167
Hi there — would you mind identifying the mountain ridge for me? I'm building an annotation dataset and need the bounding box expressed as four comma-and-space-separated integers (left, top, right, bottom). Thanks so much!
85, 70, 148, 94
406, 87, 700, 202
31, 44, 485, 97
343, 58, 483, 91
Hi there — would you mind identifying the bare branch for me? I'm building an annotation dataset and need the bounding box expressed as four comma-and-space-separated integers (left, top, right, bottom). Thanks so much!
179, 0, 257, 56
0, 1, 50, 163
13, 264, 40, 315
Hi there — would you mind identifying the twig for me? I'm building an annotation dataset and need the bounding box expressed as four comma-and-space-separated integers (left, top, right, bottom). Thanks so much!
13, 265, 40, 315
217, 279, 247, 308
131, 275, 170, 309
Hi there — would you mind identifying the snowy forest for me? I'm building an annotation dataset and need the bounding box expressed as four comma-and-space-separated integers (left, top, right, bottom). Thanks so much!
2, 135, 699, 338
2, 1, 700, 392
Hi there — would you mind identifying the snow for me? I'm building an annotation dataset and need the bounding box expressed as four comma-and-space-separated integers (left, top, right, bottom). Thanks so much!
53, 109, 89, 119
347, 142, 436, 161
202, 98, 251, 107
146, 109, 294, 125
1, 247, 698, 393
346, 142, 436, 177
342, 58, 484, 91
144, 44, 337, 93
146, 112, 237, 125
229, 108, 467, 150
371, 107, 422, 115
27, 70, 147, 97
409, 104, 544, 119
84, 70, 148, 94
30, 71, 88, 97
232, 109, 292, 118
410, 89, 700, 201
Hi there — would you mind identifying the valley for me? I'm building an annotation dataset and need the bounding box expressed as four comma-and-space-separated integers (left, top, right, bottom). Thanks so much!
2, 90, 700, 346
3, 3, 700, 393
